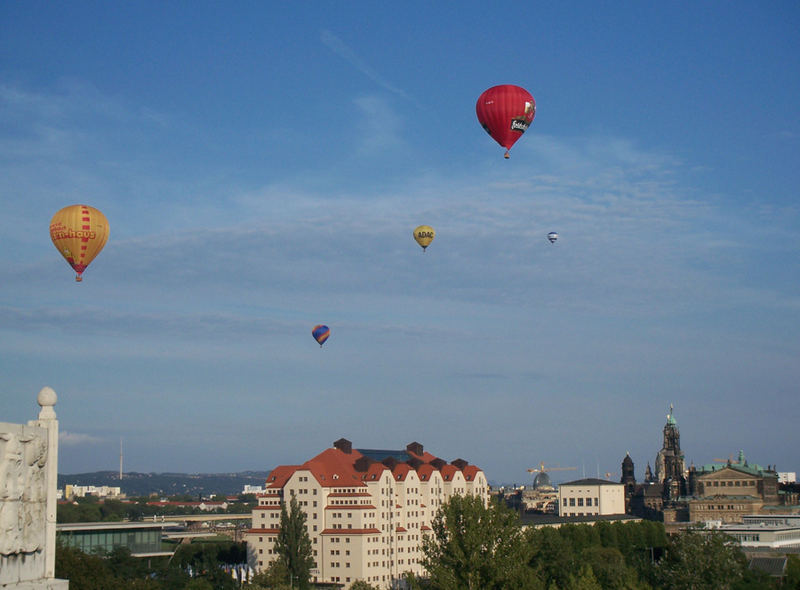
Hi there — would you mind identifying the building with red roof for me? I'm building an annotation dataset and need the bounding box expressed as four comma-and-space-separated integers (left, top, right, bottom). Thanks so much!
244, 439, 487, 589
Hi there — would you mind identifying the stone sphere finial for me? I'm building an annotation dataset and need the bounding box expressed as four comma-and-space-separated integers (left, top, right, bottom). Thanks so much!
38, 386, 57, 407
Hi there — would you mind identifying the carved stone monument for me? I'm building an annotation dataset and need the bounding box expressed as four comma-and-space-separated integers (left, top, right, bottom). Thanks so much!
1, 387, 68, 589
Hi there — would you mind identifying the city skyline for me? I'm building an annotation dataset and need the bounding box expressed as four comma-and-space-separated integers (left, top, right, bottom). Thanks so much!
2, 3, 798, 484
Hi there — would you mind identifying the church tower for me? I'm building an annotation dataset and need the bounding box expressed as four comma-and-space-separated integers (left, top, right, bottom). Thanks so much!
644, 462, 655, 483
621, 452, 636, 495
655, 404, 686, 499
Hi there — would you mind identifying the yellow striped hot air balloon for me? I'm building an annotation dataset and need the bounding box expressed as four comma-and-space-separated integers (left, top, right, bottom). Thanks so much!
49, 204, 109, 282
413, 225, 435, 252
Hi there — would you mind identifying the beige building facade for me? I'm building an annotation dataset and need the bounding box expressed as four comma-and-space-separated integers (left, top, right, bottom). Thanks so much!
558, 478, 625, 517
244, 439, 488, 589
689, 463, 780, 524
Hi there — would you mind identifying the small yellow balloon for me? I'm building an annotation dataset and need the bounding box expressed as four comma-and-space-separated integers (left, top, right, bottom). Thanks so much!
49, 204, 109, 282
413, 225, 435, 252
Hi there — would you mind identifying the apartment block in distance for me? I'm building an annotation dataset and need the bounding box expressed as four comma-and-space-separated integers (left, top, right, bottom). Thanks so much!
244, 438, 488, 589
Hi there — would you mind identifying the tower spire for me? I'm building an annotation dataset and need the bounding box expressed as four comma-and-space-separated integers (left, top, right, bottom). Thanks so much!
667, 403, 676, 425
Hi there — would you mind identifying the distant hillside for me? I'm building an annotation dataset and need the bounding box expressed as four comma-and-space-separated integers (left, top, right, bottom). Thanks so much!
57, 470, 270, 498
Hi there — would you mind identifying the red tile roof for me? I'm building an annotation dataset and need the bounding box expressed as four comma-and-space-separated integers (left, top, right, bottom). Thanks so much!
265, 442, 483, 491
362, 463, 388, 481
302, 448, 368, 488
406, 447, 440, 463
320, 528, 380, 535
266, 465, 300, 488
462, 465, 481, 481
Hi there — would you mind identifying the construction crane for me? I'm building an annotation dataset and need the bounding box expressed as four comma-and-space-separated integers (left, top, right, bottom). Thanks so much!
527, 462, 577, 475
712, 453, 734, 463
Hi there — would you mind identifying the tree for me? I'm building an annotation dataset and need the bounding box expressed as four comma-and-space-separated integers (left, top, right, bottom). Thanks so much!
55, 543, 113, 590
786, 554, 800, 590
652, 529, 746, 590
185, 580, 214, 590
421, 494, 541, 590
247, 560, 293, 589
274, 493, 315, 590
107, 546, 149, 580
595, 521, 619, 549
580, 545, 645, 590
528, 526, 578, 588
570, 564, 603, 590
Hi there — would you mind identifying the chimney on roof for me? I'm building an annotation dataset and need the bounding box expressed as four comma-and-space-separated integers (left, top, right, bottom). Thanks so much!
333, 438, 352, 454
354, 456, 373, 472
430, 458, 446, 470
407, 442, 423, 456
407, 456, 423, 470
451, 458, 468, 470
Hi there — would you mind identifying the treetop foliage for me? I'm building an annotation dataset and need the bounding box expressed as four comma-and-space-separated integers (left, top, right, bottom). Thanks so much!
417, 495, 780, 590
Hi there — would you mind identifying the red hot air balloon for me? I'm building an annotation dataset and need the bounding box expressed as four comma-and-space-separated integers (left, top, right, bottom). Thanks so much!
476, 85, 536, 158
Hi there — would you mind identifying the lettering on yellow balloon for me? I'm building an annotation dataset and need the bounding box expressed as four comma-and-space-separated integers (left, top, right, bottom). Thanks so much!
50, 228, 97, 240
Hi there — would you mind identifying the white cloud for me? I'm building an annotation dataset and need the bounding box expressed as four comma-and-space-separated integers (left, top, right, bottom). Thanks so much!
60, 431, 103, 446
353, 94, 405, 154
320, 30, 416, 104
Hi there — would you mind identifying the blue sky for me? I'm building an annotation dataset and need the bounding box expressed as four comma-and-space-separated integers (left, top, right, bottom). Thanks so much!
1, 2, 798, 485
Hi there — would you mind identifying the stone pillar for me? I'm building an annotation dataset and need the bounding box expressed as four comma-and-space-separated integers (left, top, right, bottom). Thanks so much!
0, 387, 68, 589
29, 387, 59, 580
